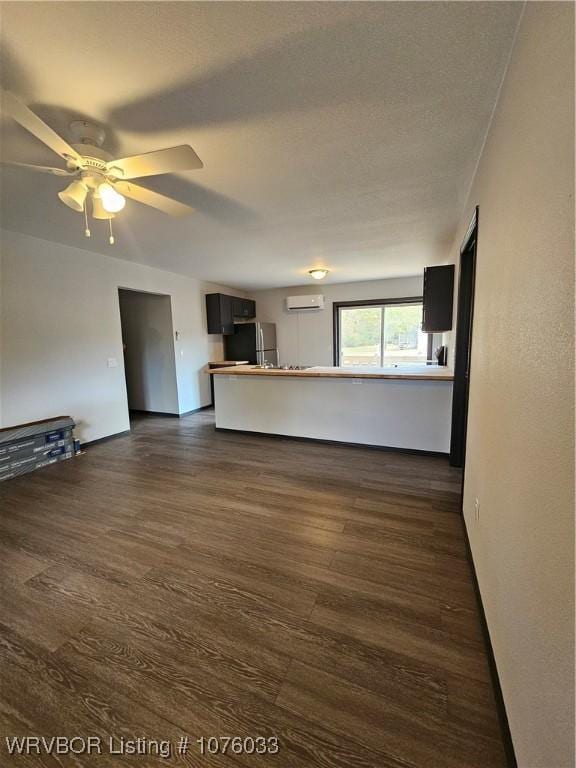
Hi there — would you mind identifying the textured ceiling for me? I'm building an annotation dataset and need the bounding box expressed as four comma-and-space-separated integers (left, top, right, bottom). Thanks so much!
0, 2, 522, 289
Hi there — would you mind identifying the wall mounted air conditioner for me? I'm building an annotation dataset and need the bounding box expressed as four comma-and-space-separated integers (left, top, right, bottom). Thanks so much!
286, 294, 325, 312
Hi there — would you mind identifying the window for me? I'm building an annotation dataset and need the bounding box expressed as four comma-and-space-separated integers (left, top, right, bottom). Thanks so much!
335, 299, 428, 367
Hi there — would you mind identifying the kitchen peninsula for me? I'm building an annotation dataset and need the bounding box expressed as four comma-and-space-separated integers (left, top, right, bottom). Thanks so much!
211, 365, 454, 453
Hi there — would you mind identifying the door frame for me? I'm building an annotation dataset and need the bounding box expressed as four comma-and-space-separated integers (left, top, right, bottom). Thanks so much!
449, 206, 479, 468
117, 287, 178, 419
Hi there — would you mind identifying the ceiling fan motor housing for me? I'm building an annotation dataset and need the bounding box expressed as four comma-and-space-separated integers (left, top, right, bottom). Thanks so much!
67, 121, 112, 174
69, 120, 106, 148
69, 145, 112, 173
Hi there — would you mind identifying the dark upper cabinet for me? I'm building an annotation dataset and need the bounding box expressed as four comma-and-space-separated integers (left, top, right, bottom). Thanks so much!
206, 294, 256, 334
206, 293, 235, 335
422, 265, 455, 332
232, 297, 256, 319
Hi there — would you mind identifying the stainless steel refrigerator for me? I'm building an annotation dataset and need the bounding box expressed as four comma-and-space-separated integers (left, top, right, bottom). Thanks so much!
224, 322, 278, 366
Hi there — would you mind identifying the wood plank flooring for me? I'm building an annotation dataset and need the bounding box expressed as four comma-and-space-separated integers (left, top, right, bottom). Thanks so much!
0, 411, 507, 767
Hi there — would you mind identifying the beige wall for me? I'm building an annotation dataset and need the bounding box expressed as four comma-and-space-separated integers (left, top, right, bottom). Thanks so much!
0, 229, 244, 441
448, 4, 574, 766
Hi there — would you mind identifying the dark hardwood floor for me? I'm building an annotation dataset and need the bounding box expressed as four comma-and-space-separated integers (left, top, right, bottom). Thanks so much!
0, 411, 507, 767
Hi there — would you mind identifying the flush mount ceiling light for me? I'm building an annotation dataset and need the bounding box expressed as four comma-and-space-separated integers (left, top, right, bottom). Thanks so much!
308, 268, 329, 280
1, 88, 204, 245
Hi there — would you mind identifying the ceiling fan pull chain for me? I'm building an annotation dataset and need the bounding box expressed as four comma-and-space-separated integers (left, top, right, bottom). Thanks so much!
108, 219, 115, 245
84, 202, 91, 238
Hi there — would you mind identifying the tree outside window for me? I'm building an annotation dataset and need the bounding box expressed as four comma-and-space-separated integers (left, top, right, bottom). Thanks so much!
339, 302, 427, 366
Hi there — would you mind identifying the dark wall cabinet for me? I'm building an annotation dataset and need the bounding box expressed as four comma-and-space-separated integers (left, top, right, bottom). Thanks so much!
232, 297, 256, 319
206, 293, 256, 334
422, 265, 455, 332
206, 293, 234, 335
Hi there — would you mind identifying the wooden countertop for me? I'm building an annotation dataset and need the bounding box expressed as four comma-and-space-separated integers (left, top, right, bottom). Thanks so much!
210, 365, 454, 381
208, 360, 250, 366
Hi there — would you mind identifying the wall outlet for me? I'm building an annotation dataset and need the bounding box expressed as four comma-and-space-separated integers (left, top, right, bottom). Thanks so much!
107, 357, 118, 368
474, 497, 480, 521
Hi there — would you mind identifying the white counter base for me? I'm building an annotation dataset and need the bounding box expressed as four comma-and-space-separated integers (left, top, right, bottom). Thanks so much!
214, 374, 453, 453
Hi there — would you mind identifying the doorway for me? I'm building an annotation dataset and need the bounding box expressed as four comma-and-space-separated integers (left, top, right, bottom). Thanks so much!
450, 207, 478, 468
118, 289, 179, 418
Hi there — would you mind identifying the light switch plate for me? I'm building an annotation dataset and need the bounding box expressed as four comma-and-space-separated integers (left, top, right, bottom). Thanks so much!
107, 357, 118, 368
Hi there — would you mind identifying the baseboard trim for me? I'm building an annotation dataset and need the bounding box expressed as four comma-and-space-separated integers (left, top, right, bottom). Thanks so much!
82, 429, 131, 448
214, 427, 448, 457
83, 408, 212, 448
129, 406, 213, 419
179, 405, 213, 417
461, 515, 517, 768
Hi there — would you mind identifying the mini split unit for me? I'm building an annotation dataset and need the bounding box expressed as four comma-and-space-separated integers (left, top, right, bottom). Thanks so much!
286, 295, 325, 312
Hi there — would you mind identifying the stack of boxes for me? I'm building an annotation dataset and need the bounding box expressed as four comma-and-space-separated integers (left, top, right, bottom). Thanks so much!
0, 416, 78, 483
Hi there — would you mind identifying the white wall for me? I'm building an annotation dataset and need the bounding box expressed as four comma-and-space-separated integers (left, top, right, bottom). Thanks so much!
447, 4, 574, 767
0, 229, 245, 442
254, 276, 425, 366
118, 290, 179, 414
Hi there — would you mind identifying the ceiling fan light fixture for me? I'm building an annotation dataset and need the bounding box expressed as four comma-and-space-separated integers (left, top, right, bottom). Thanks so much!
58, 179, 88, 212
98, 182, 126, 213
308, 268, 329, 280
91, 194, 115, 220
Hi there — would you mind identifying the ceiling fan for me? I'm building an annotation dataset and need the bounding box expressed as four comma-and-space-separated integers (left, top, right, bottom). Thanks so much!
1, 89, 203, 243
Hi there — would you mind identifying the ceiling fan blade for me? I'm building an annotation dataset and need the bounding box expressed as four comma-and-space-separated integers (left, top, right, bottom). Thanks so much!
114, 181, 195, 217
1, 89, 81, 163
1, 160, 75, 176
106, 145, 203, 180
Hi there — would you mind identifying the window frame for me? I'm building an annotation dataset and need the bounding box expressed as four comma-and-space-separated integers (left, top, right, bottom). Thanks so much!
332, 296, 425, 367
